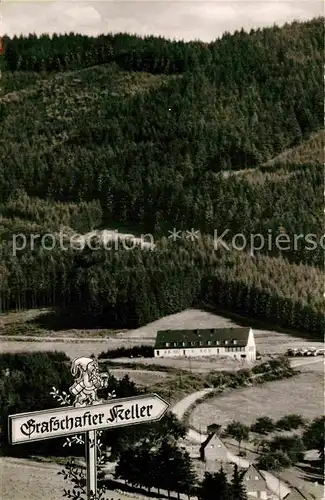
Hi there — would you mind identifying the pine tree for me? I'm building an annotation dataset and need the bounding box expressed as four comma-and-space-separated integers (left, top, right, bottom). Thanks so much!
231, 464, 248, 500
200, 468, 232, 500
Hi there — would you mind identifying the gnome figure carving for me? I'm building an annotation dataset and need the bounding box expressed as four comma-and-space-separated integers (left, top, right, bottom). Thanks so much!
69, 357, 109, 407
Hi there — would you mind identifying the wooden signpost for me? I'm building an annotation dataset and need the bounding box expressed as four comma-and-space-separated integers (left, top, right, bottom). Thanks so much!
8, 356, 169, 499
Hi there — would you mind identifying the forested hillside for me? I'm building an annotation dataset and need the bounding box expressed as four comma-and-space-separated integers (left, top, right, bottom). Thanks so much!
0, 18, 323, 336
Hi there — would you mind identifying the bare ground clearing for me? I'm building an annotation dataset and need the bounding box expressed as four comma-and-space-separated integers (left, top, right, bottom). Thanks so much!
0, 309, 50, 325
0, 308, 125, 338
189, 370, 324, 430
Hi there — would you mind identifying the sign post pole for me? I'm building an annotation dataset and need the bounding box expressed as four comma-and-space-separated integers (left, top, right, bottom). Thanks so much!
85, 430, 97, 499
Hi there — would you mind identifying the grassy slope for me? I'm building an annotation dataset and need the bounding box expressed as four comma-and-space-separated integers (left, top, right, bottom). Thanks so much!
221, 129, 323, 184
262, 129, 324, 167
189, 369, 323, 429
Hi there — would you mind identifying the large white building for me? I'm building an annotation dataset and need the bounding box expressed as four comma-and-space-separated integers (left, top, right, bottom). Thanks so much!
154, 327, 256, 362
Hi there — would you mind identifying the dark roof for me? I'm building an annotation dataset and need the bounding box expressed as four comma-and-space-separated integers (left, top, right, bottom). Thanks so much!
284, 488, 319, 500
242, 465, 268, 487
208, 462, 245, 480
200, 433, 218, 450
154, 327, 251, 349
200, 433, 228, 451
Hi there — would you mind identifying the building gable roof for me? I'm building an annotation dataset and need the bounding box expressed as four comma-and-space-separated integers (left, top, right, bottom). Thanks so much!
241, 464, 268, 492
285, 488, 320, 500
200, 433, 228, 452
242, 464, 266, 482
155, 327, 251, 349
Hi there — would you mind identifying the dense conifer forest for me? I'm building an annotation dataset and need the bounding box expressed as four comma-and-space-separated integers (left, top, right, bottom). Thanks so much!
0, 17, 323, 336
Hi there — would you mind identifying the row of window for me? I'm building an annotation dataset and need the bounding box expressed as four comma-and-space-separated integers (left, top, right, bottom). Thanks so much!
164, 339, 239, 348
157, 349, 219, 355
156, 347, 246, 355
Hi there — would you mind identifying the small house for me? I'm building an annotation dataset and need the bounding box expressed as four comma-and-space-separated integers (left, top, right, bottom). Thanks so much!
200, 433, 229, 463
242, 464, 269, 499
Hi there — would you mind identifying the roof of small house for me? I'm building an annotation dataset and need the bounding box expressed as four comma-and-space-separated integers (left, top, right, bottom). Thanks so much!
154, 327, 251, 349
205, 461, 266, 486
212, 462, 241, 480
284, 488, 322, 500
200, 433, 229, 452
242, 464, 268, 490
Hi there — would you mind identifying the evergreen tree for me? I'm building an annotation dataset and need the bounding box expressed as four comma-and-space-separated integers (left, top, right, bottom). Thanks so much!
200, 468, 233, 500
231, 464, 247, 500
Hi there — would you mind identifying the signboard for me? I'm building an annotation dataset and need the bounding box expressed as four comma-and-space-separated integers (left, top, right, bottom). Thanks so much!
8, 355, 170, 500
9, 393, 169, 444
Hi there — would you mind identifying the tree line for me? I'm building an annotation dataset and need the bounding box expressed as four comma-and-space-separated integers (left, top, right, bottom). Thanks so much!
2, 18, 323, 80
1, 161, 323, 267
0, 236, 323, 336
199, 466, 248, 500
116, 450, 249, 500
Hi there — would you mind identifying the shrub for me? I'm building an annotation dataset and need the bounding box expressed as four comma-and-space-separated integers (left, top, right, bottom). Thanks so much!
276, 414, 306, 431
223, 421, 250, 452
98, 345, 154, 359
267, 435, 306, 463
250, 417, 275, 434
303, 416, 325, 460
256, 450, 292, 471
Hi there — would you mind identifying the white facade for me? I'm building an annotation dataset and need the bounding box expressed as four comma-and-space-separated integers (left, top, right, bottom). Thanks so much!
245, 327, 256, 362
154, 328, 256, 362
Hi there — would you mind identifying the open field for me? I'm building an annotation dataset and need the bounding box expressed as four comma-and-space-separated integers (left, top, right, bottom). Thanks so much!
107, 355, 248, 372
0, 339, 144, 358
115, 308, 235, 341
253, 331, 324, 355
0, 457, 191, 500
189, 369, 324, 430
0, 457, 75, 500
0, 457, 164, 500
0, 308, 126, 338
109, 368, 171, 386
291, 358, 324, 373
